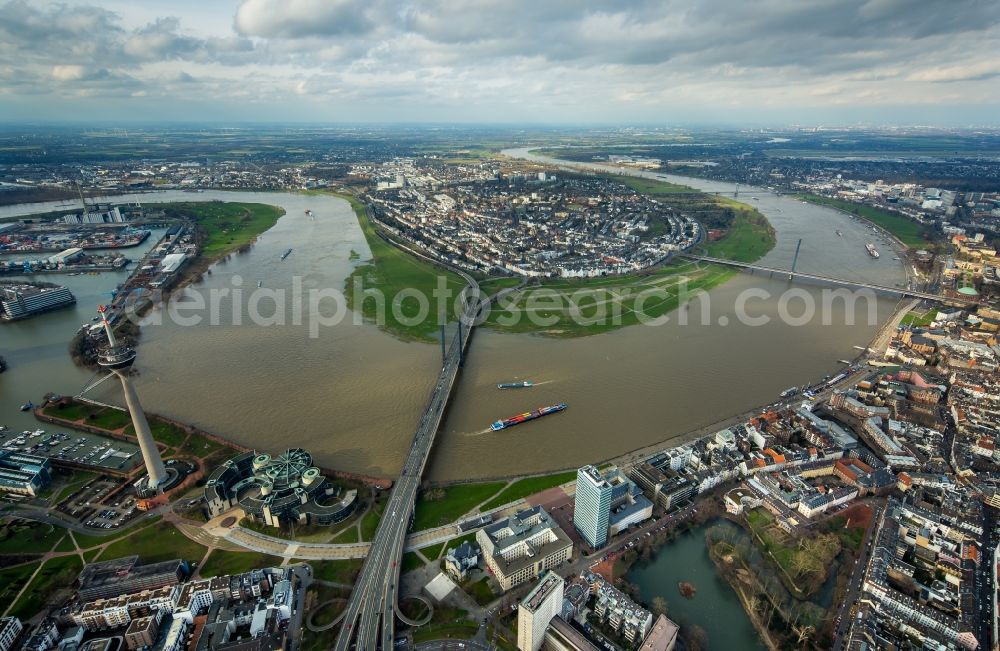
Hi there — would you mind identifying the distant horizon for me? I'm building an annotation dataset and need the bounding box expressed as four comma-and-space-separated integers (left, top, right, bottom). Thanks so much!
2, 0, 998, 126
1, 117, 1000, 130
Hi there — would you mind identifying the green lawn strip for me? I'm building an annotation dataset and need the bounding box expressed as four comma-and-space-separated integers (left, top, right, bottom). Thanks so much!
99, 521, 206, 565
336, 192, 466, 342
10, 555, 83, 619
401, 551, 425, 574
701, 210, 776, 262
411, 607, 478, 644
479, 277, 524, 296
125, 419, 188, 448
901, 310, 936, 327
0, 519, 70, 555
332, 527, 360, 544
300, 558, 365, 585
483, 263, 737, 336
419, 542, 446, 561
0, 562, 41, 615
83, 548, 103, 563
412, 482, 506, 532
42, 401, 102, 422
53, 533, 76, 553
795, 193, 925, 247
360, 498, 386, 542
479, 471, 577, 512
610, 175, 695, 195
158, 202, 285, 259
197, 550, 283, 577
70, 515, 164, 550
87, 408, 131, 431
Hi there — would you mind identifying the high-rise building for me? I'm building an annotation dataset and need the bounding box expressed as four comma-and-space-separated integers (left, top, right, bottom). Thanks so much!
96, 306, 168, 493
517, 571, 564, 651
0, 617, 22, 651
574, 465, 613, 548
574, 465, 652, 548
1, 285, 75, 320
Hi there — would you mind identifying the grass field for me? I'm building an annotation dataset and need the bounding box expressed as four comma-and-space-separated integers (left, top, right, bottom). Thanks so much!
901, 309, 937, 327
332, 527, 360, 544
0, 519, 69, 555
411, 606, 477, 644
305, 558, 365, 585
611, 175, 694, 195
482, 262, 737, 337
401, 551, 425, 574
419, 541, 446, 561
9, 555, 83, 619
479, 471, 577, 512
197, 550, 282, 577
701, 210, 776, 262
360, 496, 386, 541
69, 515, 164, 551
795, 194, 926, 248
128, 420, 188, 447
162, 202, 285, 260
337, 192, 466, 342
0, 562, 41, 615
412, 482, 506, 532
99, 521, 207, 565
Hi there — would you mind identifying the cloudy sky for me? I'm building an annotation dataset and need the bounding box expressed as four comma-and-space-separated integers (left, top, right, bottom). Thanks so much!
1, 0, 998, 125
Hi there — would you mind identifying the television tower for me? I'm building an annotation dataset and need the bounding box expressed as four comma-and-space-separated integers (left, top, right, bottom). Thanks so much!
96, 306, 167, 491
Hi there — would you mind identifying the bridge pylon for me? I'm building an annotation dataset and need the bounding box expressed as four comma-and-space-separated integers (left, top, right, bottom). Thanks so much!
790, 238, 803, 280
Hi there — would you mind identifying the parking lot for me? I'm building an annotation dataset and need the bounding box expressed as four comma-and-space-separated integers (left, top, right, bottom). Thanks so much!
56, 475, 141, 529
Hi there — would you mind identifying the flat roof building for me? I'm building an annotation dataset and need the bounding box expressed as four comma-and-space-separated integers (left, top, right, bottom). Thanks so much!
477, 507, 573, 591
1, 284, 75, 321
517, 571, 563, 651
77, 556, 186, 602
0, 450, 51, 496
639, 614, 679, 651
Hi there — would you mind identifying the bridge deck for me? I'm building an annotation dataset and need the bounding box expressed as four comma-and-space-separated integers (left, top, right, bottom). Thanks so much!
682, 254, 975, 305
334, 272, 485, 651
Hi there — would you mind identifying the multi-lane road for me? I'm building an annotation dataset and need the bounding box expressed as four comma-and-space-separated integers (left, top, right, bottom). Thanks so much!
334, 272, 483, 650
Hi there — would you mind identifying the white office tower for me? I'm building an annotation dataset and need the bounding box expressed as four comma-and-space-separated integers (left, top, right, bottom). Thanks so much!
517, 571, 564, 651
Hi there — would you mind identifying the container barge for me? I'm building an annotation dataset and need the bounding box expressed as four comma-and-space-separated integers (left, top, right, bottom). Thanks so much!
491, 403, 566, 431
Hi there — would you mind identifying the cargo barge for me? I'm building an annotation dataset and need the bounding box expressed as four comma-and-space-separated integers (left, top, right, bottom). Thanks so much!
491, 403, 566, 431
280, 248, 293, 261
497, 381, 534, 389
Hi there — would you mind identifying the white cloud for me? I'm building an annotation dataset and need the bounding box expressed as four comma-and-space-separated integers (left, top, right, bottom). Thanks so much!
0, 0, 998, 122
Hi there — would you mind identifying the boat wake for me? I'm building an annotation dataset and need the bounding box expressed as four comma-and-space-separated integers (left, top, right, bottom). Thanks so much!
530, 380, 555, 386
463, 428, 495, 437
